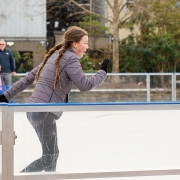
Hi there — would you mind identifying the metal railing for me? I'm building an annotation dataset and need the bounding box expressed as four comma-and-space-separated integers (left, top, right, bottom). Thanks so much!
13, 73, 180, 102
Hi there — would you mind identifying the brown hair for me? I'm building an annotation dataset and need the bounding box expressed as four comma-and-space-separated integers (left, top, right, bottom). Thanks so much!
34, 26, 88, 89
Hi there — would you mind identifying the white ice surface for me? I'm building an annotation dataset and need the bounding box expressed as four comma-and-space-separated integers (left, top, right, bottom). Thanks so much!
14, 110, 180, 180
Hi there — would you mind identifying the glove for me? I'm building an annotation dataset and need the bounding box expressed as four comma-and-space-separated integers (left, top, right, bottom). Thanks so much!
100, 58, 110, 73
0, 94, 8, 103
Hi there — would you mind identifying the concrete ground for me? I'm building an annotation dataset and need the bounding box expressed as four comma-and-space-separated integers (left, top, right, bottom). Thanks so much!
14, 110, 180, 180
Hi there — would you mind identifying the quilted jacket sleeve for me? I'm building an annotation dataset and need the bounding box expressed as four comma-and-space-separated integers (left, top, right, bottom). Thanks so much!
4, 65, 40, 101
65, 55, 106, 92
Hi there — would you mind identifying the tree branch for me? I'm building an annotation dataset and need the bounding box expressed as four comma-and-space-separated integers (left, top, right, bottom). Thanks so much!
118, 1, 128, 15
47, 1, 70, 13
121, 14, 134, 25
105, 0, 113, 11
69, 0, 113, 24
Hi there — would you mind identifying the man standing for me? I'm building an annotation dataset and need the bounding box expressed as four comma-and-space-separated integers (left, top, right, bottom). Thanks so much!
0, 39, 16, 86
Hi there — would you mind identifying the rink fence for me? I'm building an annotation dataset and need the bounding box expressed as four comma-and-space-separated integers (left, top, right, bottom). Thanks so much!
0, 102, 180, 180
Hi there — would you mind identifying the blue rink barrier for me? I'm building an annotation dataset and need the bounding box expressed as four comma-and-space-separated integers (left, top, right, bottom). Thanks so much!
7, 101, 180, 111
0, 85, 13, 103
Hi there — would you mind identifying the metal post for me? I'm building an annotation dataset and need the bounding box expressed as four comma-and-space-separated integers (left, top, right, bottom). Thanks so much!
146, 74, 150, 102
7, 107, 14, 180
90, 0, 92, 12
172, 73, 176, 101
2, 106, 8, 180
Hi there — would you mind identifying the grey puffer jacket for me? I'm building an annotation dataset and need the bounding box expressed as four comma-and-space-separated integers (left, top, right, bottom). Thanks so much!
4, 48, 106, 104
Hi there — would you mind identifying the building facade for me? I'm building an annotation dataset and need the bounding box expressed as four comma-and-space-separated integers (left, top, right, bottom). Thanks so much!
0, 0, 47, 68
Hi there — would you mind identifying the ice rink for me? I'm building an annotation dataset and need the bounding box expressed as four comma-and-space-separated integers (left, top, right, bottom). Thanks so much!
14, 110, 180, 180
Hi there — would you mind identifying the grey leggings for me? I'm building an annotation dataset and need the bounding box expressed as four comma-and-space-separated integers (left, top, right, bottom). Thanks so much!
20, 112, 60, 172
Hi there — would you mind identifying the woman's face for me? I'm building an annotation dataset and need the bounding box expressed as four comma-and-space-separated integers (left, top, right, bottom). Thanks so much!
72, 35, 89, 58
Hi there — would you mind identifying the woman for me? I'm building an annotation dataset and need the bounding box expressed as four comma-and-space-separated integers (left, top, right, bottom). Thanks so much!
0, 26, 110, 172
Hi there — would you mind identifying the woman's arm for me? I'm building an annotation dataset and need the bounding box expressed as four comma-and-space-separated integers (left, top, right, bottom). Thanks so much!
66, 56, 107, 92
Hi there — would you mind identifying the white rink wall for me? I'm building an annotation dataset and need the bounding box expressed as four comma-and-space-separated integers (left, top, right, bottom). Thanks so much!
14, 110, 180, 180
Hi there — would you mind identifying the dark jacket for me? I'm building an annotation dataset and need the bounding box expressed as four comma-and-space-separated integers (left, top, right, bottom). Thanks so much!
4, 48, 106, 103
0, 49, 16, 73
